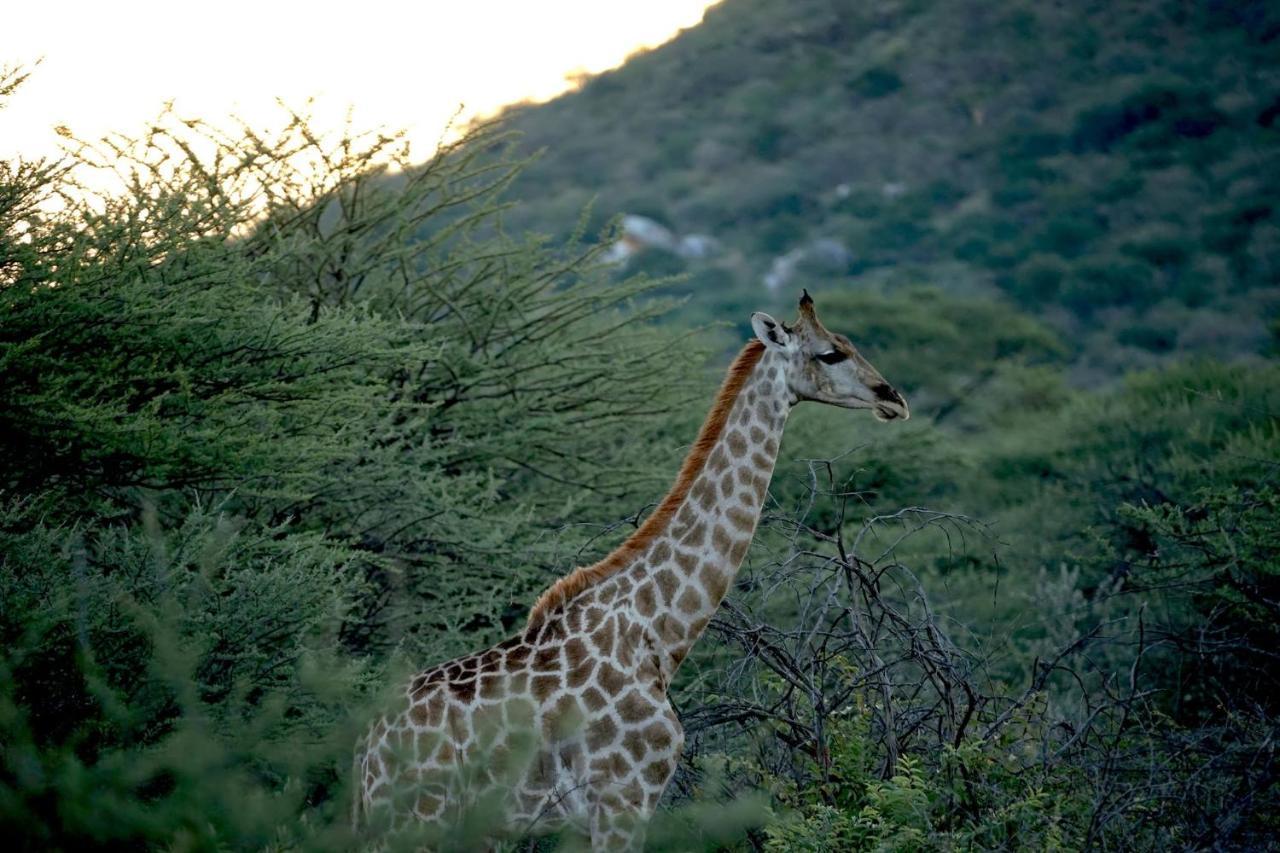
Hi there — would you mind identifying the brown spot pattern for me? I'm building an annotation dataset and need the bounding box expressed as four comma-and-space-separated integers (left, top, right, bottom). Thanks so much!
712, 524, 732, 554
617, 690, 654, 724
677, 586, 703, 614
586, 712, 616, 747
531, 674, 560, 701
598, 662, 627, 695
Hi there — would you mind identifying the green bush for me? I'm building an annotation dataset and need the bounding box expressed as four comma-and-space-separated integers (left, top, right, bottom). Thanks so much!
763, 721, 1081, 852
1035, 211, 1106, 258
1069, 83, 1201, 153
1060, 253, 1158, 311
0, 503, 371, 849
849, 66, 904, 99
1010, 253, 1069, 303
0, 93, 699, 846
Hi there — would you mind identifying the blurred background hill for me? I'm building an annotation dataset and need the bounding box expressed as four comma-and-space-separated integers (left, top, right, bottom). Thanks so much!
495, 0, 1278, 380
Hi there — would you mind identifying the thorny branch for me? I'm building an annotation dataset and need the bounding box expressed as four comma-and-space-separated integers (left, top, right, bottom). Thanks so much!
668, 452, 1272, 847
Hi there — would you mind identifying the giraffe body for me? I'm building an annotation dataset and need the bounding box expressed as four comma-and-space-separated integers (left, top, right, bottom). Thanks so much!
355, 294, 908, 849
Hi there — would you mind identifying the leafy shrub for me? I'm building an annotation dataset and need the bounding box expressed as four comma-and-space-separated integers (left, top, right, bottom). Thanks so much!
0, 88, 698, 846
763, 730, 1080, 852
758, 215, 808, 253
749, 119, 790, 162
1010, 253, 1069, 303
1070, 83, 1186, 152
849, 66, 904, 99
1116, 320, 1178, 352
1060, 253, 1158, 311
1121, 222, 1192, 267
1036, 211, 1106, 258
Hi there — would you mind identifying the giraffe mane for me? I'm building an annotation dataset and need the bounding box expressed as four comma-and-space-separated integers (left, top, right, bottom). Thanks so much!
527, 340, 767, 628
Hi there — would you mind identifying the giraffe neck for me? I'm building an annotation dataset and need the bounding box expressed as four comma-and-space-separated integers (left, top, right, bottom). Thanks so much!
629, 348, 791, 675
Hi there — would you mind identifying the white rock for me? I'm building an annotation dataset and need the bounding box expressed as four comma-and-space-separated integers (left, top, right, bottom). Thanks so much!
620, 215, 677, 251
677, 234, 721, 259
807, 238, 853, 269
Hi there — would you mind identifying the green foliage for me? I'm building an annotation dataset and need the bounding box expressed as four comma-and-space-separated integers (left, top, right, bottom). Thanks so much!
1121, 486, 1280, 717
764, 736, 1075, 853
4, 1, 1280, 844
742, 357, 1278, 850
1010, 252, 1069, 303
1060, 252, 1159, 312
0, 500, 366, 850
2, 105, 705, 658
1, 88, 703, 846
849, 66, 903, 99
1069, 82, 1215, 153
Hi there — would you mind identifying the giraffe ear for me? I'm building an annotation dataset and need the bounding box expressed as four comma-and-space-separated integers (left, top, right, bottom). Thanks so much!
751, 312, 791, 351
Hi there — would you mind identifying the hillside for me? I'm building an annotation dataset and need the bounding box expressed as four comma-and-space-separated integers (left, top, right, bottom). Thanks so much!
496, 0, 1279, 379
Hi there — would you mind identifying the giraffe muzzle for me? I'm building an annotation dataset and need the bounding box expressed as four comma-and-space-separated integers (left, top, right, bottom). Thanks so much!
871, 385, 909, 421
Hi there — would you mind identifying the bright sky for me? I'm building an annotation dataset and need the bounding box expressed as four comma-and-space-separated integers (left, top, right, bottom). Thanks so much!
2, 0, 716, 168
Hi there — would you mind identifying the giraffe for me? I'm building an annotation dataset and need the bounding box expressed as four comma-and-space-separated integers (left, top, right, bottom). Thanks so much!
354, 291, 909, 849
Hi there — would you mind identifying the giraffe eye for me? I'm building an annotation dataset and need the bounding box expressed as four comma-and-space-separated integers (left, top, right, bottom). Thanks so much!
815, 350, 848, 365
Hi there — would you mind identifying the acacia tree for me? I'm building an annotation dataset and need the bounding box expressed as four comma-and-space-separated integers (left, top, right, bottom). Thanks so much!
0, 74, 702, 846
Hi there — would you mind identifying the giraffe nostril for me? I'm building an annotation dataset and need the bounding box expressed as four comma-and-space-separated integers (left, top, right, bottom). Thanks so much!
871, 383, 902, 404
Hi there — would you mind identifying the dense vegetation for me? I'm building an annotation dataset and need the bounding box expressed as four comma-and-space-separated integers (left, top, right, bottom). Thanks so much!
2, 0, 1278, 847
0, 81, 704, 848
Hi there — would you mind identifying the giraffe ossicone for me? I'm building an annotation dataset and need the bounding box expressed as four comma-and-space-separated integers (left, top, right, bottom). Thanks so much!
354, 292, 908, 849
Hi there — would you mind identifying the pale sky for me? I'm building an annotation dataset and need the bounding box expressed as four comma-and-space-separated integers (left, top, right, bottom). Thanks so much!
2, 0, 716, 168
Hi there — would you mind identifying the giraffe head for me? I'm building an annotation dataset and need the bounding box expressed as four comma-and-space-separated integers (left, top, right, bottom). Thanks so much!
750, 290, 909, 421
